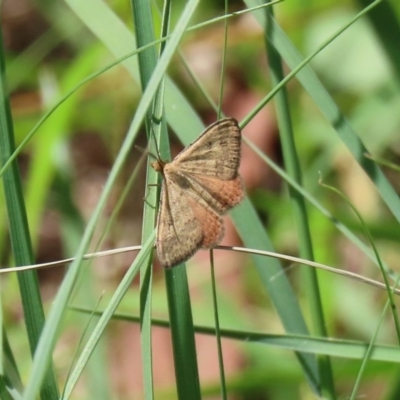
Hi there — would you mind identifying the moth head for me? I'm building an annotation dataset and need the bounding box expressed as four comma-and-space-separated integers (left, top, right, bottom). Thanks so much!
151, 160, 165, 173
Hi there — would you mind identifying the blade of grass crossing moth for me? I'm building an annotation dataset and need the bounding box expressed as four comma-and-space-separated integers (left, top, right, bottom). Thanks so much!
214, 4, 239, 393
148, 2, 202, 397
132, 0, 169, 397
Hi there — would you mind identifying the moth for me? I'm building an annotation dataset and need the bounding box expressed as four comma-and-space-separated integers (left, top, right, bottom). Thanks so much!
151, 118, 244, 268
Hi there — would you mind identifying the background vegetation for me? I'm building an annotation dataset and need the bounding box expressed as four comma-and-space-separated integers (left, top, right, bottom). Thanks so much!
1, 0, 400, 399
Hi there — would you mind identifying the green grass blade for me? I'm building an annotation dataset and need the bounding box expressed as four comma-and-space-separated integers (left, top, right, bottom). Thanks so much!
72, 308, 400, 364
265, 4, 335, 398
0, 375, 14, 400
131, 0, 161, 397
134, 0, 202, 396
0, 20, 59, 400
3, 333, 23, 394
165, 266, 201, 400
356, 0, 400, 81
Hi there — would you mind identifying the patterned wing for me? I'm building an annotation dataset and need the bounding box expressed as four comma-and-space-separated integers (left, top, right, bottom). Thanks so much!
171, 118, 241, 180
153, 118, 244, 267
183, 174, 244, 214
155, 172, 226, 267
156, 176, 203, 268
185, 195, 224, 249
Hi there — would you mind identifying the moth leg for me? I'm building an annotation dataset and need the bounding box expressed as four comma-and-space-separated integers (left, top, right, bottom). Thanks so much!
143, 183, 161, 208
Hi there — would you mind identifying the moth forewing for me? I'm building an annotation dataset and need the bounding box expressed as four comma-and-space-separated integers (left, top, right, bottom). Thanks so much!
156, 175, 204, 268
172, 118, 241, 180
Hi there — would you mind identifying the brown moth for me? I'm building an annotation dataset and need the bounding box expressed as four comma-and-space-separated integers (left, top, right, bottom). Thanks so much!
151, 118, 244, 268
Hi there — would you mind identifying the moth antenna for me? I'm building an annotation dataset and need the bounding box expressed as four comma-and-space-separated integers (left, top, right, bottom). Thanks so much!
151, 128, 162, 161
134, 145, 159, 162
